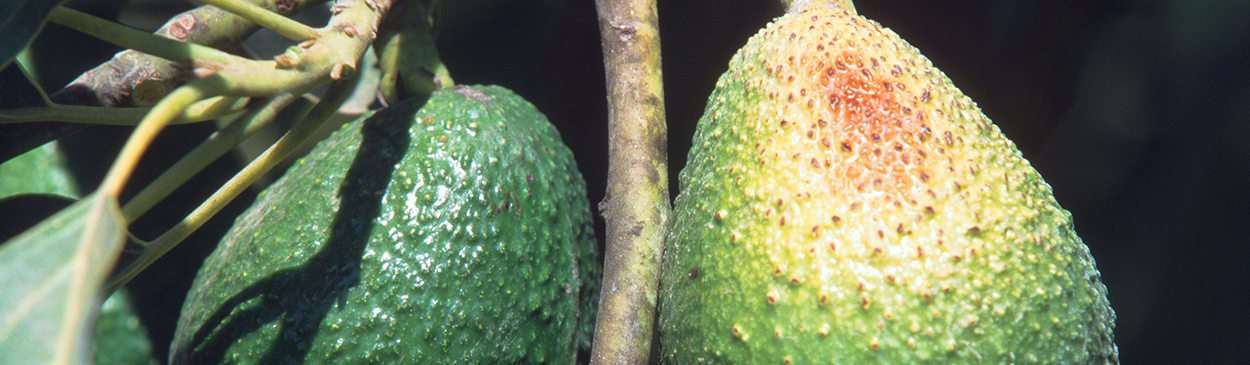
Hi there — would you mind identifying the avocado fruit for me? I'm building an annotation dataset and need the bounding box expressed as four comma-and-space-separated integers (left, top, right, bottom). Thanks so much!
659, 3, 1116, 364
171, 85, 599, 364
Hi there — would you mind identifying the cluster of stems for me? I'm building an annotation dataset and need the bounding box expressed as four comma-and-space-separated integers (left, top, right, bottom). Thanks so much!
6, 0, 684, 363
10, 0, 398, 294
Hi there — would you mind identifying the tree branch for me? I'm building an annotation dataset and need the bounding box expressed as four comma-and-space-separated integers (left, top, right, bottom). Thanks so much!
0, 0, 329, 162
103, 0, 392, 294
47, 7, 242, 67
591, 0, 670, 364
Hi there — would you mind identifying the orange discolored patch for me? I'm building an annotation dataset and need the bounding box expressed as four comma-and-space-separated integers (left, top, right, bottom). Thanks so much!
755, 11, 945, 215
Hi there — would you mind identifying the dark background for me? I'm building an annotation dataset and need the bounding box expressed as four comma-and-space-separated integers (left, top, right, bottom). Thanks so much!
13, 0, 1250, 363
441, 1, 1250, 362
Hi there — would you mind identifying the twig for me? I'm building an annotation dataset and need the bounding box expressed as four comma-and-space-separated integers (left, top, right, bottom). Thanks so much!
0, 0, 329, 162
197, 0, 319, 41
47, 7, 241, 66
590, 0, 670, 364
101, 0, 393, 294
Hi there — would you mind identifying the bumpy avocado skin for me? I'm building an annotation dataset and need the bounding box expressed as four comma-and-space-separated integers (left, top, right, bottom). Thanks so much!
172, 85, 598, 364
660, 6, 1114, 365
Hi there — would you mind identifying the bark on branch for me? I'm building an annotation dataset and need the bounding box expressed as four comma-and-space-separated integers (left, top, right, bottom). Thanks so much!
591, 0, 670, 364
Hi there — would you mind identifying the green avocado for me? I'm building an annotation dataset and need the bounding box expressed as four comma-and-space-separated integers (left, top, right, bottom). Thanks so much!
171, 85, 599, 364
659, 4, 1115, 364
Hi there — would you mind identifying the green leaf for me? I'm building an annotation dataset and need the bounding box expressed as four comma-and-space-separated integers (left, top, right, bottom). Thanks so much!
0, 192, 127, 365
93, 291, 159, 365
0, 194, 78, 243
0, 0, 69, 69
0, 142, 80, 199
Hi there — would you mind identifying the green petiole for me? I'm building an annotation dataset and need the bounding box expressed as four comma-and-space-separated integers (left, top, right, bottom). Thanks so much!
120, 94, 306, 223
105, 79, 358, 295
0, 97, 249, 126
197, 0, 320, 41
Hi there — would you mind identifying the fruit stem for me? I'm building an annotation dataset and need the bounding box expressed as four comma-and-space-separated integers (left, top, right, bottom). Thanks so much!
591, 0, 671, 364
786, 0, 857, 15
376, 0, 453, 105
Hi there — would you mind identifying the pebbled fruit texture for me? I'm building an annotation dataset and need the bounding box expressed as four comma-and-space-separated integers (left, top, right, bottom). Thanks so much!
171, 85, 598, 364
659, 4, 1116, 365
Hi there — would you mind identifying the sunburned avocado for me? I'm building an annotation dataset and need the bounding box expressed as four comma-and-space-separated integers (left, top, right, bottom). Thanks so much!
171, 85, 599, 364
659, 2, 1116, 364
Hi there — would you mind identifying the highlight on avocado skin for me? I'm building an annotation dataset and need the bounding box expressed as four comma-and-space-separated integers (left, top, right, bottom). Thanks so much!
658, 4, 1116, 364
171, 85, 599, 365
